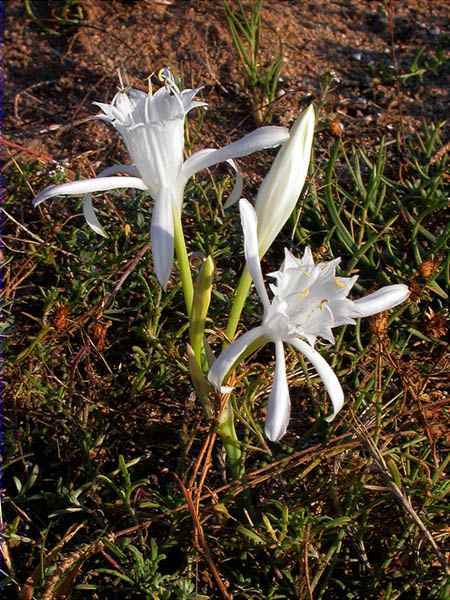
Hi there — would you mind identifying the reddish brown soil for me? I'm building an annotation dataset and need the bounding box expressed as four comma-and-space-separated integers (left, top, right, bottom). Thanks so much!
4, 0, 449, 173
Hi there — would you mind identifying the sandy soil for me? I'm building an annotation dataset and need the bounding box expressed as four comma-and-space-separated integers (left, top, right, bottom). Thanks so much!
4, 0, 449, 171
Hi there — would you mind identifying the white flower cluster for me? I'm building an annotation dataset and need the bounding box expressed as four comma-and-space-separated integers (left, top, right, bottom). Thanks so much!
34, 68, 409, 441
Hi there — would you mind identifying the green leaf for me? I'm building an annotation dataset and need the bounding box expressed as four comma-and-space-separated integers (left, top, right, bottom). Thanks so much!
237, 525, 266, 545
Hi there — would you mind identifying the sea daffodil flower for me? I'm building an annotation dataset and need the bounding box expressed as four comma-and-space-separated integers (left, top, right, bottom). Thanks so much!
33, 69, 289, 287
209, 199, 410, 442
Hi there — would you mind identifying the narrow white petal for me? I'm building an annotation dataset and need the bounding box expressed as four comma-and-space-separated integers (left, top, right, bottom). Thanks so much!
93, 102, 124, 122
79, 166, 140, 237
181, 87, 207, 112
151, 187, 175, 288
33, 177, 148, 206
97, 164, 140, 178
208, 326, 267, 392
178, 148, 242, 209
180, 126, 289, 183
302, 246, 315, 267
82, 196, 107, 238
353, 284, 410, 317
239, 199, 270, 309
188, 100, 208, 112
223, 159, 243, 209
265, 341, 291, 442
283, 248, 301, 270
288, 337, 344, 422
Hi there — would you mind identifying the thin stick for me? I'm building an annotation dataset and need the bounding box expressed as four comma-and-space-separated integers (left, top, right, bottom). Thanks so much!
352, 415, 448, 572
99, 242, 151, 312
0, 135, 55, 164
176, 475, 232, 600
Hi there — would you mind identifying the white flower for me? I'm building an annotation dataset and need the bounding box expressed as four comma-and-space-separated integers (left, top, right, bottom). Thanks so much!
33, 69, 289, 287
208, 199, 410, 442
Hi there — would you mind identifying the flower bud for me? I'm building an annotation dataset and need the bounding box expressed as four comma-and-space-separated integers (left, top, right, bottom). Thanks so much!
256, 104, 315, 257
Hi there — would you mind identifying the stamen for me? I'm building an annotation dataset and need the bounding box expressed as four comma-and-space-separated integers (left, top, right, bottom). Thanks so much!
147, 71, 155, 96
158, 67, 181, 95
117, 68, 130, 94
117, 68, 125, 91
335, 277, 347, 289
296, 288, 310, 299
320, 299, 328, 309
158, 67, 172, 83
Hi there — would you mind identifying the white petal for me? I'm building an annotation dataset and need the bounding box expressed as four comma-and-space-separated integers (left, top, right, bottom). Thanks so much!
256, 105, 315, 257
223, 159, 243, 209
283, 248, 301, 270
82, 196, 107, 238
121, 117, 184, 195
288, 337, 344, 422
179, 148, 242, 209
181, 87, 206, 109
188, 100, 208, 112
33, 177, 148, 206
115, 92, 135, 117
93, 102, 124, 123
151, 187, 175, 288
127, 88, 147, 104
265, 341, 291, 442
180, 126, 289, 184
181, 87, 207, 113
239, 200, 270, 309
353, 284, 410, 317
208, 326, 267, 392
97, 164, 140, 178
301, 246, 315, 268
80, 166, 140, 237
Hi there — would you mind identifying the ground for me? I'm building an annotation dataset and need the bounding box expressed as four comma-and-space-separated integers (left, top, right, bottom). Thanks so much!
2, 1, 449, 599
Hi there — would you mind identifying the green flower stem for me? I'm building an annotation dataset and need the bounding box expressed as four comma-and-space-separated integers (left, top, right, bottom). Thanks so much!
187, 344, 212, 417
218, 398, 243, 479
215, 336, 267, 480
224, 268, 252, 342
221, 269, 265, 479
190, 256, 214, 368
173, 211, 194, 317
221, 268, 251, 478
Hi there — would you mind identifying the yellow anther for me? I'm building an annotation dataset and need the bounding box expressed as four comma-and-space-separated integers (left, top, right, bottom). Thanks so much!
297, 288, 310, 299
158, 67, 172, 83
320, 299, 328, 309
335, 277, 347, 289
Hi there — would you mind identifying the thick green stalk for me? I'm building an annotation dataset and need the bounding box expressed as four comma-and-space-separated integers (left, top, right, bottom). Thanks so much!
218, 398, 243, 479
224, 268, 252, 342
190, 256, 214, 367
215, 337, 267, 480
187, 344, 212, 417
173, 211, 194, 316
220, 269, 256, 479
